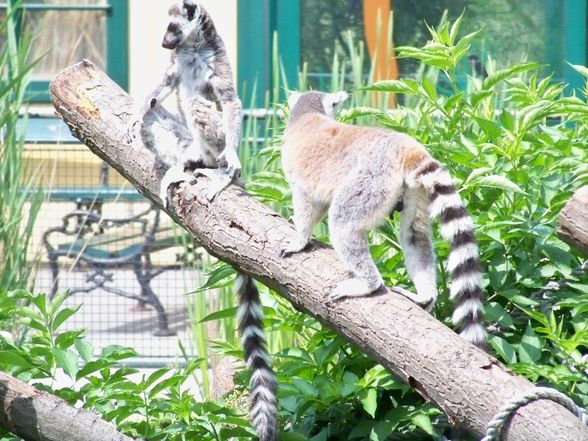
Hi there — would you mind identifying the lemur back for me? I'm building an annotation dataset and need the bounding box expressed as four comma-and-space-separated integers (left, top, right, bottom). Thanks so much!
281, 91, 485, 347
127, 2, 278, 439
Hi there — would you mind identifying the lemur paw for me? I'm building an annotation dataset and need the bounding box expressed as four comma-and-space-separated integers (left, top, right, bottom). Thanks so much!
160, 167, 191, 209
191, 168, 233, 202
191, 96, 217, 117
217, 149, 242, 179
390, 286, 435, 312
330, 278, 377, 301
125, 118, 142, 144
279, 240, 309, 258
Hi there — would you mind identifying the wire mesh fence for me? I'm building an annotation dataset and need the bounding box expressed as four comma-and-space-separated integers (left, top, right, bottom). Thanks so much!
26, 122, 202, 363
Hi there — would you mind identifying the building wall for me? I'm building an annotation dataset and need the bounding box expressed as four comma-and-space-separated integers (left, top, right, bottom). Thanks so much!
128, 0, 238, 97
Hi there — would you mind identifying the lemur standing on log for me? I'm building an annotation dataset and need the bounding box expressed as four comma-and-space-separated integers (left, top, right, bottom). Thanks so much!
280, 91, 486, 347
126, 2, 278, 440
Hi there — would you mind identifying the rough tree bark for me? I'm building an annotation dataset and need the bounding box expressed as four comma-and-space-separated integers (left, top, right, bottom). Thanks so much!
558, 185, 588, 255
0, 372, 137, 441
43, 60, 588, 441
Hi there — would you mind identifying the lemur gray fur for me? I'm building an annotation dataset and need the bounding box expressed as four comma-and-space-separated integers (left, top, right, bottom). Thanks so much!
127, 0, 241, 204
126, 3, 278, 440
280, 91, 486, 347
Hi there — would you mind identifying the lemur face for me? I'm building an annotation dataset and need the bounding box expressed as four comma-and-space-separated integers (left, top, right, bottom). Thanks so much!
162, 1, 201, 50
287, 91, 348, 121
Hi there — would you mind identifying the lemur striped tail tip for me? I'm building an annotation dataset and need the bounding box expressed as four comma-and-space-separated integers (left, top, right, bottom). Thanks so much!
235, 274, 279, 441
414, 159, 487, 347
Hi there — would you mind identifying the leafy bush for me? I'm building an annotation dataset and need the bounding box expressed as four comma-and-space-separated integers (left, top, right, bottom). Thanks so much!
240, 14, 588, 440
0, 290, 256, 441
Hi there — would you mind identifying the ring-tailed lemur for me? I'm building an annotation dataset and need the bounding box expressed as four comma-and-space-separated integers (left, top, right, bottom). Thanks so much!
126, 3, 278, 439
280, 91, 486, 347
128, 0, 241, 204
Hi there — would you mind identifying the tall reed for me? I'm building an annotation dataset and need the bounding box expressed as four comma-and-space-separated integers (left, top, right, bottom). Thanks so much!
0, 2, 43, 295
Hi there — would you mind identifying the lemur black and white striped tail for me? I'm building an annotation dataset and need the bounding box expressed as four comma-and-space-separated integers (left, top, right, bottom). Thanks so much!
415, 160, 486, 347
235, 273, 278, 441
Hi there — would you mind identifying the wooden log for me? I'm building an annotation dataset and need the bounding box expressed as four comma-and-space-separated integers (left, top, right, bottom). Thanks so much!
46, 59, 588, 441
0, 372, 138, 441
558, 185, 588, 255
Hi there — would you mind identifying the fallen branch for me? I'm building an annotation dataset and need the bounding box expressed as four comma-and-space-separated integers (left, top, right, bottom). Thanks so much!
559, 185, 588, 255
46, 60, 588, 441
0, 372, 137, 441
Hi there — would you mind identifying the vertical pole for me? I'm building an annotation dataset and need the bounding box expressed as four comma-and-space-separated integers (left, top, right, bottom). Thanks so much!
107, 0, 129, 91
276, 0, 300, 96
563, 0, 587, 92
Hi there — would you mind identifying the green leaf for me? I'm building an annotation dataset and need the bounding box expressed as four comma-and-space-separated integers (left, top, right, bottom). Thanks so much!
55, 330, 85, 349
142, 367, 170, 390
370, 420, 397, 441
518, 322, 542, 363
292, 378, 317, 397
475, 175, 524, 194
54, 348, 79, 379
570, 63, 588, 79
363, 80, 418, 94
75, 339, 94, 363
411, 413, 436, 436
484, 302, 514, 329
489, 336, 517, 364
198, 306, 238, 324
148, 374, 185, 397
483, 61, 538, 90
196, 265, 236, 292
341, 371, 360, 396
360, 388, 378, 418
349, 421, 375, 439
278, 432, 311, 441
51, 305, 81, 332
0, 351, 33, 368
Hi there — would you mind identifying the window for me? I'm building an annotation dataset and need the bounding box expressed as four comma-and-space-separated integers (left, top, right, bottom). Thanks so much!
238, 0, 587, 100
1, 0, 128, 102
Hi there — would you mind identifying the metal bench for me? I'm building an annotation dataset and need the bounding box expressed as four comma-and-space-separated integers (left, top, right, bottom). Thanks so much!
42, 186, 182, 336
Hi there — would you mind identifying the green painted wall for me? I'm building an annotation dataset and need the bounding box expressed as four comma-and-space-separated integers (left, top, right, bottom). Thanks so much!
237, 0, 300, 105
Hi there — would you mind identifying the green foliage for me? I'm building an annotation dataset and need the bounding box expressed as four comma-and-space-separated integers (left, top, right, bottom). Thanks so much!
0, 1, 43, 295
1, 11, 587, 441
239, 13, 588, 440
0, 290, 256, 441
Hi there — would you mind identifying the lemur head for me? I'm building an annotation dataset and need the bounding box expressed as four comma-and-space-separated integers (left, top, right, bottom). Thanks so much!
163, 1, 204, 50
287, 91, 348, 124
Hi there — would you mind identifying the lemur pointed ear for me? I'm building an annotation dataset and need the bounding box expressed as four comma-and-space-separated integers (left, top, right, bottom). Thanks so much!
183, 0, 199, 20
322, 91, 349, 115
330, 91, 349, 106
287, 91, 302, 109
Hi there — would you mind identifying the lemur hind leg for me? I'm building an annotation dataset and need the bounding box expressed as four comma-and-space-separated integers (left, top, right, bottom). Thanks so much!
328, 170, 404, 300
393, 187, 438, 310
188, 96, 234, 202
280, 185, 327, 257
136, 106, 198, 209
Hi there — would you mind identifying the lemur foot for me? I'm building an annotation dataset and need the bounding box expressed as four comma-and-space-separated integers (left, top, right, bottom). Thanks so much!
125, 118, 142, 144
390, 286, 435, 312
217, 149, 242, 179
279, 240, 310, 258
191, 168, 233, 201
175, 184, 193, 216
160, 167, 191, 209
330, 278, 378, 301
